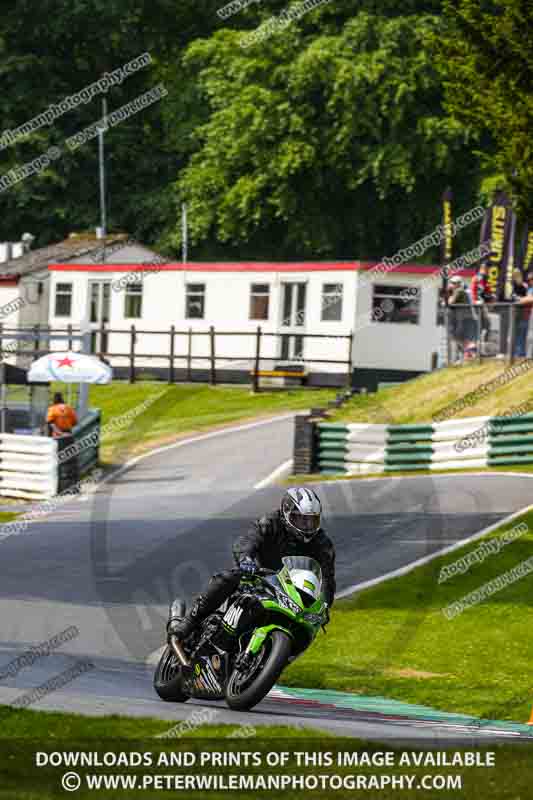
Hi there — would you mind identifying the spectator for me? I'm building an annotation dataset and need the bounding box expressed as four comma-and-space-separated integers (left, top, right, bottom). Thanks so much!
448, 277, 475, 363
515, 272, 533, 358
512, 270, 529, 358
47, 392, 78, 438
470, 264, 494, 354
47, 392, 80, 492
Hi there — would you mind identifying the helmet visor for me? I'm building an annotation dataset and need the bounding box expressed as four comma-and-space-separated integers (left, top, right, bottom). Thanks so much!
289, 511, 320, 536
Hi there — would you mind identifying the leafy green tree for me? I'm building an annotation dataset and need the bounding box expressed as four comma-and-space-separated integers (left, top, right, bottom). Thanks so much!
173, 7, 479, 260
434, 0, 533, 217
0, 0, 223, 246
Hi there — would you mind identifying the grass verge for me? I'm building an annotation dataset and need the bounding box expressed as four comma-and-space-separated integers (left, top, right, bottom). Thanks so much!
0, 511, 21, 523
280, 509, 533, 724
87, 382, 335, 463
0, 707, 531, 799
328, 360, 533, 424
0, 704, 317, 739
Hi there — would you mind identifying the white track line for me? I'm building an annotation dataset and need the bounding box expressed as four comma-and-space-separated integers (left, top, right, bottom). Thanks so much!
315, 471, 533, 486
336, 501, 533, 599
254, 459, 293, 490
334, 470, 533, 483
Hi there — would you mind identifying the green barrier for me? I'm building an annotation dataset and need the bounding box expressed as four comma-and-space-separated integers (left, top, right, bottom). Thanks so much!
321, 469, 349, 475
489, 422, 533, 434
384, 463, 428, 472
319, 431, 349, 441
318, 459, 348, 470
319, 448, 349, 460
387, 424, 434, 433
385, 453, 433, 464
387, 432, 434, 443
488, 433, 533, 445
488, 455, 533, 465
490, 413, 533, 425
387, 443, 433, 453
489, 444, 533, 455
319, 423, 350, 432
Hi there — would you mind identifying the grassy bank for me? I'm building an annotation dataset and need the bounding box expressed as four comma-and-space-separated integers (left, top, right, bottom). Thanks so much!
0, 704, 314, 739
0, 706, 531, 799
328, 360, 533, 425
0, 511, 21, 522
87, 383, 336, 463
281, 509, 533, 724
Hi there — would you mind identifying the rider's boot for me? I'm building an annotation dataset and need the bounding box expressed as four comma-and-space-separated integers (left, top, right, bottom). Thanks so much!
167, 596, 210, 641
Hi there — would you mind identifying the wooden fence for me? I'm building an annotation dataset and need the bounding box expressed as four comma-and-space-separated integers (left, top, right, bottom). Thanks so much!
0, 324, 354, 390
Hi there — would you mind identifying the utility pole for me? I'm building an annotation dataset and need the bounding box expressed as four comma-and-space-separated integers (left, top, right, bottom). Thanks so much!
98, 98, 108, 259
182, 202, 188, 263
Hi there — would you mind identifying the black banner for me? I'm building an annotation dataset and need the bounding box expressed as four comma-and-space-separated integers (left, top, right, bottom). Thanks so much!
516, 223, 533, 276
479, 190, 516, 301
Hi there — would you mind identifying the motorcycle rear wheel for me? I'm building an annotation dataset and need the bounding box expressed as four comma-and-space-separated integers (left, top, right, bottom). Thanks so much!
225, 630, 291, 711
153, 645, 189, 702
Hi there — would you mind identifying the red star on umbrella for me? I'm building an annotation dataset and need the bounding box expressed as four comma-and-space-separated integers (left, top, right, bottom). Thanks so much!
56, 356, 75, 368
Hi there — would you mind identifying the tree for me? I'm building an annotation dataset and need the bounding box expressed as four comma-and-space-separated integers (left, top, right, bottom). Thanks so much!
0, 0, 223, 246
434, 0, 533, 217
173, 8, 479, 260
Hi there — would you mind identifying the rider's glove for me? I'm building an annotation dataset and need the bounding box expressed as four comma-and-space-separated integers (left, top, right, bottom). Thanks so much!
239, 556, 258, 576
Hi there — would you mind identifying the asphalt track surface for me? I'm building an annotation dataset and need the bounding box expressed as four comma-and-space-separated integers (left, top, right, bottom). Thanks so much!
1, 414, 533, 743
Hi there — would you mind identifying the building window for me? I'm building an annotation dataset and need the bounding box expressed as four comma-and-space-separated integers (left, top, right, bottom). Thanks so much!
54, 283, 72, 317
321, 283, 343, 321
372, 284, 420, 324
186, 283, 205, 319
124, 283, 142, 318
249, 284, 270, 320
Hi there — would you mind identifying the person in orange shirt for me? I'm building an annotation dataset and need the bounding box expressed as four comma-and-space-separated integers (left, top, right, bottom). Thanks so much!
47, 392, 78, 438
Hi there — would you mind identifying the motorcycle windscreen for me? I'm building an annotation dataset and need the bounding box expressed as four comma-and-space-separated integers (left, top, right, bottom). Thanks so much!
282, 556, 322, 599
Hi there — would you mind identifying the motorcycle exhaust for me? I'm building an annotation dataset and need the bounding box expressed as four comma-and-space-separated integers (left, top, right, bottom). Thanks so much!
170, 635, 190, 667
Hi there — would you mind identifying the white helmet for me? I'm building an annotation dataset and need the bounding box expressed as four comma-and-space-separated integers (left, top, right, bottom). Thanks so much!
290, 568, 321, 605
281, 487, 322, 542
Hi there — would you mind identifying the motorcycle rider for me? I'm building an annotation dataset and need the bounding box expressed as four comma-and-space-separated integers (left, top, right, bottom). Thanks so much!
167, 487, 336, 641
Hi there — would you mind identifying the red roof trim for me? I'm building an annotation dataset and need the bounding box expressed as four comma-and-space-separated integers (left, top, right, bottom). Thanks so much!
49, 260, 474, 276
49, 261, 361, 272
0, 277, 19, 287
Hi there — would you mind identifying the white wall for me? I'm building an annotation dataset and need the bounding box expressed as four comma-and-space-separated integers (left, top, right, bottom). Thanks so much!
353, 272, 442, 371
48, 269, 357, 372
47, 267, 445, 373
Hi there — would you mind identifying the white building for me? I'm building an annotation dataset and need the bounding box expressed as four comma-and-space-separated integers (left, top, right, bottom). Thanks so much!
46, 251, 476, 387
0, 232, 477, 387
0, 233, 138, 368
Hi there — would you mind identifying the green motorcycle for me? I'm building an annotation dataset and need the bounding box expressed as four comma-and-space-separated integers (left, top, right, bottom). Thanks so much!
154, 556, 328, 711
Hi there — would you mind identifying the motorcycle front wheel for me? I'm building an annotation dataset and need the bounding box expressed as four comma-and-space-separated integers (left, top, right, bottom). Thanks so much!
225, 630, 291, 711
153, 645, 189, 702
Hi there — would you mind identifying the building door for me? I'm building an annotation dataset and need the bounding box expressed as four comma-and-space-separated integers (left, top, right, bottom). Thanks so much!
279, 282, 306, 361
88, 281, 111, 353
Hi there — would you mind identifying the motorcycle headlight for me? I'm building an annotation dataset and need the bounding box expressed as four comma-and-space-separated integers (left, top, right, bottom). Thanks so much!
276, 592, 301, 615
303, 612, 324, 626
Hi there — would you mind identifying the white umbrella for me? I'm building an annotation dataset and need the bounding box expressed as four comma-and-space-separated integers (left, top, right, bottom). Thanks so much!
28, 351, 112, 384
